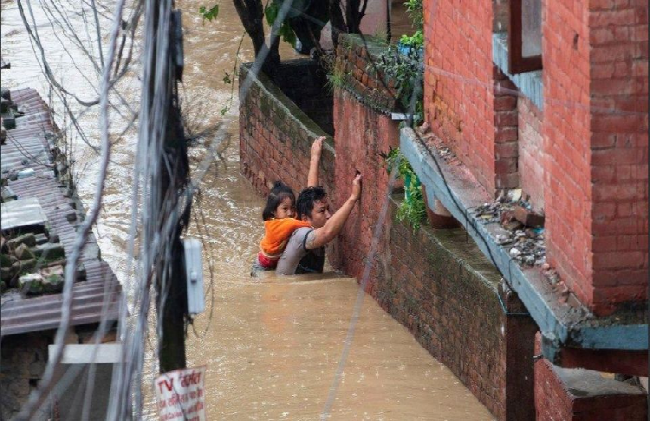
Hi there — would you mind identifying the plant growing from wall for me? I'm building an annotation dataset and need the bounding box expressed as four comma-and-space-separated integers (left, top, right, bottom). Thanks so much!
373, 45, 423, 123
381, 147, 426, 231
325, 63, 347, 92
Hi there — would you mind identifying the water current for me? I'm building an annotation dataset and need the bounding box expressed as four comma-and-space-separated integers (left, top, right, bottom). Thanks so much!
1, 0, 493, 419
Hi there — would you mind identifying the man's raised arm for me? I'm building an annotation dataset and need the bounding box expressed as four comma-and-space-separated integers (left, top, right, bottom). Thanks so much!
307, 136, 324, 187
307, 174, 362, 249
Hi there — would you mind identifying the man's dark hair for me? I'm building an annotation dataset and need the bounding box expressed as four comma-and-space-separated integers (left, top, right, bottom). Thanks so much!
262, 181, 295, 221
296, 186, 327, 220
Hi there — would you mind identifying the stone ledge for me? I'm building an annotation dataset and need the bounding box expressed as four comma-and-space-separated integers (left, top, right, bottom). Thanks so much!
399, 126, 647, 356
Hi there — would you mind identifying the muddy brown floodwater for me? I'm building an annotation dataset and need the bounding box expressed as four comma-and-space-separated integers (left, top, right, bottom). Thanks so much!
1, 0, 492, 419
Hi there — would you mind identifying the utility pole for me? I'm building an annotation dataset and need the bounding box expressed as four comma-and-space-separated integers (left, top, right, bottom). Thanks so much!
147, 1, 189, 374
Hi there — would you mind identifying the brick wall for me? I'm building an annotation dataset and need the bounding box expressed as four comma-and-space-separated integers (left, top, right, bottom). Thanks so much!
334, 35, 401, 114
369, 201, 536, 420
518, 96, 545, 212
541, 0, 649, 315
331, 88, 399, 277
494, 67, 520, 190
534, 334, 648, 420
331, 36, 536, 420
239, 62, 335, 198
587, 1, 649, 315
423, 0, 496, 193
424, 0, 647, 315
542, 0, 598, 313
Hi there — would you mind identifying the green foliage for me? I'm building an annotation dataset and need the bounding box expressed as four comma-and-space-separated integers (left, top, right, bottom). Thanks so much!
199, 4, 219, 24
374, 44, 423, 121
381, 147, 426, 231
397, 176, 426, 232
325, 65, 346, 92
381, 146, 412, 180
399, 29, 423, 49
404, 0, 423, 30
264, 2, 297, 48
222, 72, 231, 84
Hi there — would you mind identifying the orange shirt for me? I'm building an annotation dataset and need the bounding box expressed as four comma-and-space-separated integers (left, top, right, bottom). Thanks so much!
260, 218, 312, 258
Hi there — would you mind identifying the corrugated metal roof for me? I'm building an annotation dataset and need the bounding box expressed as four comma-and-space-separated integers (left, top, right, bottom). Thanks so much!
1, 197, 48, 231
1, 280, 122, 336
1, 88, 123, 337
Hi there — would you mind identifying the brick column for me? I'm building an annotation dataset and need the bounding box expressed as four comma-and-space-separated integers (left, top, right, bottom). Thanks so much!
493, 67, 519, 190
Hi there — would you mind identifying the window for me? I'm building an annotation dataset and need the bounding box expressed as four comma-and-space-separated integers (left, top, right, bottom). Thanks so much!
508, 0, 543, 74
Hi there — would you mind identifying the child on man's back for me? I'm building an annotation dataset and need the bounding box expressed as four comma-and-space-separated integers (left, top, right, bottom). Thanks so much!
253, 136, 325, 272
256, 182, 311, 269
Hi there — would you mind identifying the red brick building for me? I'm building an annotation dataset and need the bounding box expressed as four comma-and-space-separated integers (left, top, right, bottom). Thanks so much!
417, 0, 648, 418
423, 0, 647, 317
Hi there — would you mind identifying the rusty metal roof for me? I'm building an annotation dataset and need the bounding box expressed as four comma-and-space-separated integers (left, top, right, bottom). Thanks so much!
1, 88, 123, 337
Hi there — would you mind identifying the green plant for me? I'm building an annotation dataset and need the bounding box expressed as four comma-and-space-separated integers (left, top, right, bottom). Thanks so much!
264, 1, 297, 48
326, 64, 347, 92
397, 177, 426, 231
373, 45, 423, 118
404, 0, 423, 30
399, 29, 423, 49
199, 4, 219, 24
382, 146, 412, 179
381, 147, 426, 231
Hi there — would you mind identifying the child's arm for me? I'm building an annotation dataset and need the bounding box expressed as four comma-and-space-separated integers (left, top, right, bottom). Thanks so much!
307, 136, 324, 187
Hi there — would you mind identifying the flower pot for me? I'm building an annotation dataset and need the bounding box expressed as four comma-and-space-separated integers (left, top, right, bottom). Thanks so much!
397, 43, 424, 60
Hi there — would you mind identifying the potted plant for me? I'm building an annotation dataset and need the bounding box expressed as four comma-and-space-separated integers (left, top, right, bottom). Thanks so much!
397, 0, 423, 58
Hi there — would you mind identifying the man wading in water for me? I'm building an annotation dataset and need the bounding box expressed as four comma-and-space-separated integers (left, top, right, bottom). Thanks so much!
275, 173, 362, 275
251, 136, 362, 276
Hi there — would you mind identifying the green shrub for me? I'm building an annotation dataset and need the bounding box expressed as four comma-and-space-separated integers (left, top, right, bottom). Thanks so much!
381, 147, 426, 231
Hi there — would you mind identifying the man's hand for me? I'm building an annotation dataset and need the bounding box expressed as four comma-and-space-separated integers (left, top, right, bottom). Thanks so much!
311, 136, 324, 159
351, 173, 362, 201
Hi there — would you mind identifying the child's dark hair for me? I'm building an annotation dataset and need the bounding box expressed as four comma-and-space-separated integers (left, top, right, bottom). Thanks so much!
296, 186, 327, 219
262, 181, 296, 221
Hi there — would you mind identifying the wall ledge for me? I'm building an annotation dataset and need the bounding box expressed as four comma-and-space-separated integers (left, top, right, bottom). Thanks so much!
399, 127, 648, 357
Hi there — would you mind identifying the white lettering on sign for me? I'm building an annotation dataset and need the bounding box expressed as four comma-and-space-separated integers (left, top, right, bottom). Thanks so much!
155, 366, 207, 421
